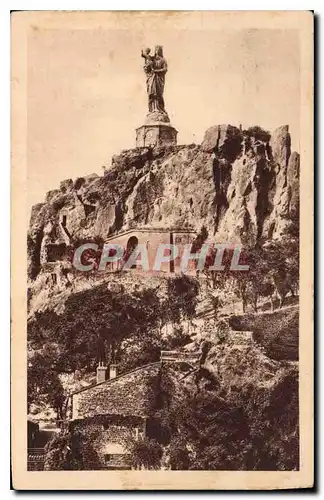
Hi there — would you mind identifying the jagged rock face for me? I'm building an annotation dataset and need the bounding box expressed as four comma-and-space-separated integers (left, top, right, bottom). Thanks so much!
27, 124, 299, 280
216, 155, 268, 245
287, 151, 300, 218
262, 125, 298, 239
124, 146, 218, 230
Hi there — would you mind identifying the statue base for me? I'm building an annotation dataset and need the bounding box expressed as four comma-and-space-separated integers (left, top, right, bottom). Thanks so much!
145, 110, 170, 124
136, 122, 178, 148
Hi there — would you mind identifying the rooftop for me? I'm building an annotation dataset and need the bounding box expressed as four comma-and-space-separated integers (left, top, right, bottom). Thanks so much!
71, 362, 161, 419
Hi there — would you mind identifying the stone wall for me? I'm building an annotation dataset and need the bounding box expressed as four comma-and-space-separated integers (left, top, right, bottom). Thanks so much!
228, 305, 299, 361
105, 228, 196, 273
71, 414, 146, 469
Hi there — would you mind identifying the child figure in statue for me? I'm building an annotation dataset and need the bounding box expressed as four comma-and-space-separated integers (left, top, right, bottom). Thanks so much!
141, 47, 155, 74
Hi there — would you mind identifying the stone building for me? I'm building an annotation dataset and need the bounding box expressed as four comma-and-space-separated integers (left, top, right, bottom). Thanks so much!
69, 362, 161, 470
104, 227, 197, 273
68, 351, 201, 470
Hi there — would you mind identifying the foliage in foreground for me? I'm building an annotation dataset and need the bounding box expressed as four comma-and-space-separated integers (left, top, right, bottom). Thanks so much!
28, 275, 199, 410
155, 360, 299, 471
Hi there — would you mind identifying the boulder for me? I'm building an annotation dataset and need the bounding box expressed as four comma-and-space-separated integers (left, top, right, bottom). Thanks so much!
60, 178, 74, 193
45, 189, 60, 204
201, 124, 242, 159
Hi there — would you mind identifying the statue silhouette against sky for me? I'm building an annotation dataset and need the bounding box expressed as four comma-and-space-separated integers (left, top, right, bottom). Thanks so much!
141, 45, 169, 121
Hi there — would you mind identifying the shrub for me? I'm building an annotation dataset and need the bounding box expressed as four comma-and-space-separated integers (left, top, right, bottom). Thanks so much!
169, 437, 191, 470
74, 177, 85, 190
43, 433, 72, 470
127, 437, 163, 470
244, 126, 271, 143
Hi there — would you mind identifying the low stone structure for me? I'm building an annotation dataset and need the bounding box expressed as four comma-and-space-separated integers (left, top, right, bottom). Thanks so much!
228, 304, 299, 361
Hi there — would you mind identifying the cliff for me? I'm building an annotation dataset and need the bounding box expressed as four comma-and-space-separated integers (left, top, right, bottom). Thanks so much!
28, 123, 299, 283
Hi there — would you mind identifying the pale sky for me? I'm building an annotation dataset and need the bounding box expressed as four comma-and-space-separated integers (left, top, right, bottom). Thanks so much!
27, 26, 300, 211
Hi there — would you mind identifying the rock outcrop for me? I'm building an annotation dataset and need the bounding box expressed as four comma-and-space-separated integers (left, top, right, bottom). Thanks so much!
27, 124, 299, 281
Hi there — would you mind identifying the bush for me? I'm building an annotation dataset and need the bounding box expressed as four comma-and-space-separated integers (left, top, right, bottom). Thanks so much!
44, 430, 102, 470
74, 177, 85, 190
44, 433, 72, 470
244, 126, 271, 143
169, 437, 190, 470
127, 437, 163, 470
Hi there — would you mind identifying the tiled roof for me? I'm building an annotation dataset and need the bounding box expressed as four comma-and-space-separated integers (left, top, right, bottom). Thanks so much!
71, 362, 160, 419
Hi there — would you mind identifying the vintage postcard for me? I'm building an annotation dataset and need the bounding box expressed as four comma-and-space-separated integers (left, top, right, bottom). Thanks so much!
11, 10, 313, 490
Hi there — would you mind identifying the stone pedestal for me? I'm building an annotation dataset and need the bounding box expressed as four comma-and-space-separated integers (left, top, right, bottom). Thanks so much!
136, 110, 177, 148
136, 122, 178, 148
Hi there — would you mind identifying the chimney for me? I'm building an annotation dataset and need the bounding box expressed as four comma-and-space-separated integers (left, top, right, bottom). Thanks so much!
96, 361, 107, 384
109, 364, 118, 380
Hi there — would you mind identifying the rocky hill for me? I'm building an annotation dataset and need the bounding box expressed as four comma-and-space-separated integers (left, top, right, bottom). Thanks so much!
28, 123, 299, 284
27, 122, 300, 473
27, 122, 300, 398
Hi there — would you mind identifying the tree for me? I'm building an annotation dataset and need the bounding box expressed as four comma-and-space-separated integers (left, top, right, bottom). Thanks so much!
160, 387, 251, 470
242, 246, 272, 312
168, 437, 191, 470
28, 276, 200, 377
201, 246, 252, 313
28, 349, 65, 419
244, 126, 271, 143
44, 433, 72, 471
165, 275, 199, 326
118, 328, 161, 373
261, 240, 299, 308
28, 284, 163, 372
47, 376, 65, 420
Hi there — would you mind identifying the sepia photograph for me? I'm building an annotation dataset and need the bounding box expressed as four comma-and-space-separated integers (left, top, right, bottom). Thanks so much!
11, 10, 313, 490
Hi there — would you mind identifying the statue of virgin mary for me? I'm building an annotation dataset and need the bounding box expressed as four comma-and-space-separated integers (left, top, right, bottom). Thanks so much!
143, 45, 170, 122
